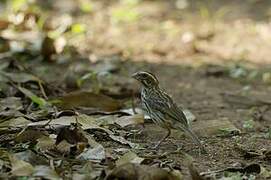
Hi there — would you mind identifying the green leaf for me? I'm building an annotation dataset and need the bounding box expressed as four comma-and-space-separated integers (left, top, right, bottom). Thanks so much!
112, 7, 140, 23
11, 0, 28, 12
71, 23, 86, 34
120, 0, 140, 6
18, 87, 47, 107
79, 0, 93, 13
243, 119, 254, 130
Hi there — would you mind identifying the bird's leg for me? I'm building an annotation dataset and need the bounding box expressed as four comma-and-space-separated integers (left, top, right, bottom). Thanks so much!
154, 128, 171, 149
185, 128, 207, 154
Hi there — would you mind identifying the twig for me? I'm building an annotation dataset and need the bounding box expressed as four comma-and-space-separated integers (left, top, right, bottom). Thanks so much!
38, 80, 48, 100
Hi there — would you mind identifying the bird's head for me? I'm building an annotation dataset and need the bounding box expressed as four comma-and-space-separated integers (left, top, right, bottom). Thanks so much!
132, 71, 159, 88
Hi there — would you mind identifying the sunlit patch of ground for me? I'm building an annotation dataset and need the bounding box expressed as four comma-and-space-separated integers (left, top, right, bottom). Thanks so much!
70, 0, 271, 66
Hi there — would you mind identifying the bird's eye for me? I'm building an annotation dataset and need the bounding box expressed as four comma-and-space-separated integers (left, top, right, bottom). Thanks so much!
145, 78, 152, 84
141, 73, 148, 78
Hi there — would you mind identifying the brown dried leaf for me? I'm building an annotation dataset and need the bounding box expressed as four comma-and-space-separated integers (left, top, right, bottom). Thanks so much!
33, 165, 60, 180
0, 37, 10, 53
115, 113, 144, 127
106, 163, 182, 180
116, 151, 144, 166
0, 19, 10, 30
14, 150, 48, 166
55, 124, 88, 145
28, 114, 99, 129
36, 136, 55, 151
0, 72, 40, 83
28, 114, 138, 148
77, 143, 105, 162
0, 97, 23, 111
193, 119, 240, 137
57, 91, 123, 111
0, 117, 31, 127
9, 154, 34, 176
41, 36, 56, 62
15, 129, 48, 143
76, 133, 105, 162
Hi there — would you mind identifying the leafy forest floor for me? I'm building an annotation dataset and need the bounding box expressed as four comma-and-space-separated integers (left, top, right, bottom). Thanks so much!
1, 0, 271, 179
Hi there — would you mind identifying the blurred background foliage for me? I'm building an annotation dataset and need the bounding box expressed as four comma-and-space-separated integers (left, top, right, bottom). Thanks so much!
1, 0, 271, 83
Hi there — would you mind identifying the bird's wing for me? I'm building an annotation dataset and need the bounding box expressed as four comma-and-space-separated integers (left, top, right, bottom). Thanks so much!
147, 92, 190, 128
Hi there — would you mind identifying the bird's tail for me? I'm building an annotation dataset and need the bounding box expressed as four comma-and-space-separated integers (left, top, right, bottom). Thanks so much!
182, 126, 206, 153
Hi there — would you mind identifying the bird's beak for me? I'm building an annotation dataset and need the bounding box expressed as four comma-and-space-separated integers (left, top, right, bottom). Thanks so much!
131, 72, 138, 79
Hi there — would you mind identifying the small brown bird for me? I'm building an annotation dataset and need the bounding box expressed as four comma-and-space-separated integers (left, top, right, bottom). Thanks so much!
132, 71, 205, 152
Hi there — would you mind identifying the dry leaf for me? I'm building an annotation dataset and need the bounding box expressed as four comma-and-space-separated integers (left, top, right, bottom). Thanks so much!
106, 163, 182, 180
36, 136, 55, 151
55, 124, 88, 145
33, 165, 60, 179
15, 129, 48, 143
56, 91, 123, 111
9, 154, 34, 176
0, 97, 23, 111
77, 144, 105, 162
116, 151, 144, 166
0, 117, 31, 127
115, 113, 144, 127
41, 35, 56, 61
193, 119, 240, 137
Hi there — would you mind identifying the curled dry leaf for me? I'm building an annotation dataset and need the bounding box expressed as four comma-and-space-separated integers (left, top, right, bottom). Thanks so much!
0, 97, 23, 111
0, 19, 10, 30
41, 35, 56, 62
36, 136, 55, 151
0, 37, 10, 53
259, 166, 271, 179
77, 144, 105, 162
0, 97, 24, 118
76, 133, 105, 162
108, 133, 139, 148
116, 151, 144, 166
56, 91, 123, 111
14, 150, 48, 166
0, 72, 41, 83
55, 140, 74, 155
28, 114, 138, 148
28, 114, 99, 129
9, 154, 34, 176
115, 113, 144, 127
33, 165, 60, 180
55, 124, 88, 145
0, 117, 31, 127
15, 129, 48, 143
72, 161, 102, 180
0, 109, 24, 118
